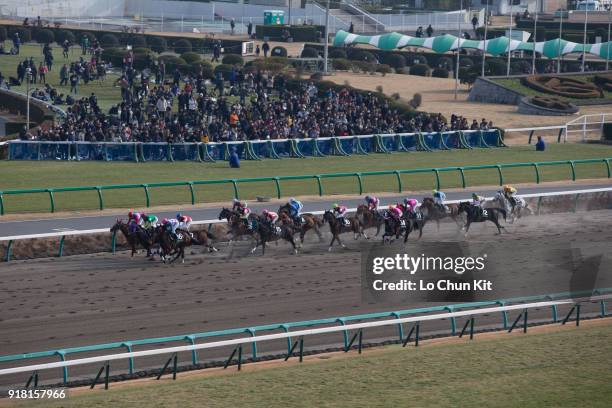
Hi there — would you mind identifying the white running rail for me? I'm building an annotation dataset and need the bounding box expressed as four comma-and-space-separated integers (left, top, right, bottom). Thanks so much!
0, 187, 610, 243
566, 113, 612, 142
0, 299, 588, 376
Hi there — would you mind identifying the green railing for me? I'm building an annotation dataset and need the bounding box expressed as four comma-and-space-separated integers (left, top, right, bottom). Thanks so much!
0, 158, 610, 215
0, 288, 608, 384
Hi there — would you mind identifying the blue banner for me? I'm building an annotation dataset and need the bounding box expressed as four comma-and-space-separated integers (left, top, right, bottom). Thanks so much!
442, 132, 461, 149
297, 139, 314, 156
422, 133, 444, 150
359, 137, 373, 153
170, 143, 200, 161
339, 137, 360, 154
206, 143, 227, 161
316, 139, 332, 155
105, 143, 137, 161
379, 135, 398, 151
75, 142, 106, 161
400, 134, 418, 151
482, 130, 501, 147
141, 143, 169, 161
463, 131, 483, 148
272, 140, 292, 157
9, 141, 38, 160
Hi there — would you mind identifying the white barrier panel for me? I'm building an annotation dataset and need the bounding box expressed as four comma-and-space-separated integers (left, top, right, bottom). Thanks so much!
0, 299, 581, 376
0, 187, 611, 242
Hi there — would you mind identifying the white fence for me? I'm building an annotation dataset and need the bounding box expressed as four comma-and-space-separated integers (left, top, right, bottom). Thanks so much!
0, 297, 597, 377
1, 186, 611, 243
505, 113, 612, 144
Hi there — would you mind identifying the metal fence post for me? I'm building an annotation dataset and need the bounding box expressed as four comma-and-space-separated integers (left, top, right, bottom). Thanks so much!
5, 240, 13, 262
273, 177, 282, 199
568, 161, 576, 181
314, 175, 323, 196
58, 236, 65, 257
394, 170, 403, 192
95, 187, 104, 210
187, 182, 196, 205
532, 163, 541, 184
458, 168, 466, 188
0, 193, 4, 215
496, 165, 504, 186
230, 180, 239, 199
111, 230, 117, 254
354, 173, 363, 195
142, 185, 151, 207
47, 189, 56, 213
432, 169, 441, 190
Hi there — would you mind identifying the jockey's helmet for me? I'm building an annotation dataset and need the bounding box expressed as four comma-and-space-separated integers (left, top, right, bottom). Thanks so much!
176, 213, 182, 219
128, 210, 133, 218
289, 197, 296, 203
388, 204, 394, 210
162, 218, 168, 224
365, 195, 371, 201
403, 198, 409, 205
263, 209, 269, 215
472, 193, 479, 199
333, 203, 339, 209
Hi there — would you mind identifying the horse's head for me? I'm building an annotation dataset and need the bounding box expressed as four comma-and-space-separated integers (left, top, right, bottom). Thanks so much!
323, 210, 333, 223
110, 219, 124, 232
278, 203, 291, 215
421, 197, 434, 207
458, 202, 470, 214
218, 207, 232, 221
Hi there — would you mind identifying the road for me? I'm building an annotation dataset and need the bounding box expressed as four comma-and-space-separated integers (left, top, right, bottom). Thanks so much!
1, 183, 610, 237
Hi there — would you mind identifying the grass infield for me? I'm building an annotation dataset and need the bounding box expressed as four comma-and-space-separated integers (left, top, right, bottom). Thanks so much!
1, 144, 612, 214
17, 321, 612, 408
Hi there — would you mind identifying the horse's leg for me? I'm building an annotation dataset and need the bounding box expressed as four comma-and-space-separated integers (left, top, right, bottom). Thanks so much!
315, 225, 323, 242
418, 222, 424, 239
464, 221, 471, 237
328, 234, 336, 252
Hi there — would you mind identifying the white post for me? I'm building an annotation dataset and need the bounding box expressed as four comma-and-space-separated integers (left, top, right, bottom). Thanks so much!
324, 0, 330, 73
507, 3, 512, 77
455, 0, 462, 100
582, 115, 587, 141
557, 9, 563, 73
606, 8, 611, 71
26, 73, 30, 131
532, 2, 538, 75
481, 2, 489, 77
582, 7, 588, 72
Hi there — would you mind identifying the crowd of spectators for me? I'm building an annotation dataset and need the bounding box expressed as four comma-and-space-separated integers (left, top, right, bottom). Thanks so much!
15, 48, 493, 143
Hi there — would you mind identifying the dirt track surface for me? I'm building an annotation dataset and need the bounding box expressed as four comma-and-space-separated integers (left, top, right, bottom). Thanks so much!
1, 209, 611, 386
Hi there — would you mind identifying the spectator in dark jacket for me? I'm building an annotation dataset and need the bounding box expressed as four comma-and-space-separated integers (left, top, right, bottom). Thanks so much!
535, 136, 546, 151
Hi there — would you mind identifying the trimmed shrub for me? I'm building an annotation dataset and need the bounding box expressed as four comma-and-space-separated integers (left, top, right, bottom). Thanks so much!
9, 27, 31, 42
353, 61, 376, 73
271, 46, 287, 57
409, 64, 431, 76
301, 47, 319, 58
329, 49, 347, 59
487, 59, 507, 76
0, 27, 6, 42
133, 49, 156, 70
127, 35, 147, 48
396, 67, 411, 75
332, 58, 352, 71
351, 50, 376, 63
35, 29, 54, 44
310, 72, 323, 81
459, 56, 474, 68
181, 52, 201, 64
222, 53, 244, 66
101, 48, 126, 66
158, 55, 189, 72
173, 38, 192, 54
250, 58, 288, 73
406, 54, 426, 66
148, 36, 167, 53
382, 53, 406, 69
55, 29, 75, 44
436, 56, 453, 70
510, 60, 531, 75
100, 33, 120, 47
376, 64, 392, 76
191, 61, 214, 79
409, 93, 422, 109
214, 64, 234, 80
432, 67, 449, 78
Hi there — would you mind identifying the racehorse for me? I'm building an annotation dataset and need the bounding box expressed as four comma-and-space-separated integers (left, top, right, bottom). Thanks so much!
191, 229, 219, 253
402, 209, 426, 242
458, 202, 507, 235
355, 204, 384, 237
157, 227, 202, 263
381, 215, 408, 244
278, 204, 324, 244
488, 193, 532, 224
218, 207, 260, 244
322, 210, 362, 251
420, 197, 462, 230
110, 220, 158, 257
252, 221, 298, 255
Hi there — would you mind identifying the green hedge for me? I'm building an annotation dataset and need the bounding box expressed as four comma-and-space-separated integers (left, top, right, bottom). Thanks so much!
255, 25, 324, 42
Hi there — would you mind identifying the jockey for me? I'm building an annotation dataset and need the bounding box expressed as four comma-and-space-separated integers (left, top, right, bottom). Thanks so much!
232, 198, 247, 212
432, 190, 446, 210
236, 202, 252, 230
142, 214, 159, 229
162, 218, 180, 240
287, 197, 303, 225
262, 209, 279, 226
176, 213, 193, 230
365, 195, 380, 211
127, 210, 143, 233
333, 203, 348, 225
472, 193, 486, 207
387, 204, 403, 220
503, 185, 517, 206
403, 198, 420, 214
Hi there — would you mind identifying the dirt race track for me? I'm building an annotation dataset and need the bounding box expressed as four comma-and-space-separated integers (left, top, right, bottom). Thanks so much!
1, 209, 612, 387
